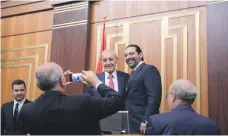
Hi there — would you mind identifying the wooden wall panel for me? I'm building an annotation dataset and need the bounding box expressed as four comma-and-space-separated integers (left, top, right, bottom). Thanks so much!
1, 1, 52, 17
1, 1, 42, 9
1, 1, 53, 105
207, 1, 228, 134
91, 1, 206, 23
1, 31, 52, 104
90, 2, 208, 115
50, 2, 91, 95
1, 10, 53, 37
53, 8, 88, 25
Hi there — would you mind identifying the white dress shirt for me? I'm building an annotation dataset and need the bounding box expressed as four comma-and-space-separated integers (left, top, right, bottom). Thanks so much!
134, 61, 144, 71
105, 70, 119, 92
13, 98, 26, 115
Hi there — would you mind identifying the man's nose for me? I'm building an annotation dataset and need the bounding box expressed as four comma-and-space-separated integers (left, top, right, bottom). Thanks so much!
18, 91, 22, 94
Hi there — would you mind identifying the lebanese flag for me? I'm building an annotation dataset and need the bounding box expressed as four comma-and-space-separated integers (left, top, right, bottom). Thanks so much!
96, 18, 106, 74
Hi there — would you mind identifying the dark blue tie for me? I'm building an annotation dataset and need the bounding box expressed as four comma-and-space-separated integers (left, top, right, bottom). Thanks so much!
13, 103, 19, 122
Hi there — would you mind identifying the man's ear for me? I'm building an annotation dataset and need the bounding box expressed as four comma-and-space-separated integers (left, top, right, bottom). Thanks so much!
172, 92, 176, 102
139, 52, 143, 59
59, 76, 65, 87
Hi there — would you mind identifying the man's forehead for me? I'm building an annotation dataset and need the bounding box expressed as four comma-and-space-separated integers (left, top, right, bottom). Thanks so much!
102, 51, 116, 58
13, 84, 25, 89
125, 47, 136, 52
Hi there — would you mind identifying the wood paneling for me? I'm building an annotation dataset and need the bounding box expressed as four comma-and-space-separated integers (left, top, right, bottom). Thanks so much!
1, 10, 53, 37
207, 1, 228, 134
90, 2, 208, 115
1, 1, 42, 9
1, 31, 52, 104
1, 3, 53, 105
54, 8, 88, 25
91, 1, 206, 23
1, 1, 52, 17
50, 2, 91, 95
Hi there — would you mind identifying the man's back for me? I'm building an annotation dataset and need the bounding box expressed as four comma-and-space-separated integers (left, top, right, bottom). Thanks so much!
146, 104, 220, 135
19, 84, 122, 135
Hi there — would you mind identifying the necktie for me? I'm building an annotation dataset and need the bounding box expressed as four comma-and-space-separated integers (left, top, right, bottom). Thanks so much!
108, 74, 115, 90
13, 103, 19, 123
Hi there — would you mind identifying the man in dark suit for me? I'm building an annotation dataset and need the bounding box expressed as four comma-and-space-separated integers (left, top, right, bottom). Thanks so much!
18, 62, 123, 135
146, 79, 220, 135
124, 44, 162, 134
1, 79, 32, 135
85, 49, 129, 110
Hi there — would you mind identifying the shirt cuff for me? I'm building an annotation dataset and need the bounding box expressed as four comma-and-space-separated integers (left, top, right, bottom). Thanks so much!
95, 81, 103, 89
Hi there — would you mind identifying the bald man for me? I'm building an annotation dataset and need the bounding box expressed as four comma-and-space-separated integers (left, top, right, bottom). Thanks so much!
18, 62, 123, 135
85, 49, 129, 110
145, 79, 220, 135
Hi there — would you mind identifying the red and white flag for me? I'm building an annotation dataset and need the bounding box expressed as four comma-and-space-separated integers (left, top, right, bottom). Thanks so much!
96, 16, 106, 74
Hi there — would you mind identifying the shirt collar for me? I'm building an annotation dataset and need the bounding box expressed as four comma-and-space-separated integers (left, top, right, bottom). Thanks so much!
105, 70, 117, 79
14, 98, 26, 105
133, 61, 144, 71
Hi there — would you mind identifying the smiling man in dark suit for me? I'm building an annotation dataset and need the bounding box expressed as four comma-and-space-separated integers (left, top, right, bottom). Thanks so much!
124, 44, 162, 134
85, 49, 129, 110
1, 79, 32, 135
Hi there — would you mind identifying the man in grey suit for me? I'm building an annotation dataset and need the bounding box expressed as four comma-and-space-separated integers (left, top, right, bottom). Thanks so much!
124, 44, 162, 134
146, 79, 220, 135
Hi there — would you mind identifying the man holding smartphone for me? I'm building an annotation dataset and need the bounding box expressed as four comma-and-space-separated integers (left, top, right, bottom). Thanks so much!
18, 62, 123, 135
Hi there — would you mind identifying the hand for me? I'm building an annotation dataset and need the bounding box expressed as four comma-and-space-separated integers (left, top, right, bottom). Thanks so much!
140, 122, 147, 134
80, 70, 101, 87
63, 70, 73, 86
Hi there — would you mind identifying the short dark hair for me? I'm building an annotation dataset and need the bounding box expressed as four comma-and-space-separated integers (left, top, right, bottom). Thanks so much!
12, 79, 26, 90
126, 44, 144, 61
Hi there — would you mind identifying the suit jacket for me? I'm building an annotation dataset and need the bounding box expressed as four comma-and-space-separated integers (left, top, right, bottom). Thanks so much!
18, 83, 123, 135
85, 70, 129, 110
1, 99, 32, 135
124, 63, 162, 133
145, 104, 220, 135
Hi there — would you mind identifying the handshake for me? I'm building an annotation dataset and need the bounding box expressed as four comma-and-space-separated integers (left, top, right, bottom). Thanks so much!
64, 70, 101, 88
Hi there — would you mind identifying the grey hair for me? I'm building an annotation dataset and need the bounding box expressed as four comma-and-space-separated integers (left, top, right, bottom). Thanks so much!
169, 80, 197, 104
35, 65, 62, 91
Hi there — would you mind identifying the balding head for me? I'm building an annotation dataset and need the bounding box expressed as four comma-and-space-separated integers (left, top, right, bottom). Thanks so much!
35, 62, 63, 91
101, 49, 118, 74
168, 79, 197, 105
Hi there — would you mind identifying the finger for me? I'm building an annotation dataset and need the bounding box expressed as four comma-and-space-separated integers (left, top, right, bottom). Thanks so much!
80, 73, 87, 80
81, 70, 87, 75
143, 128, 146, 134
81, 80, 87, 85
140, 126, 143, 133
66, 82, 72, 85
64, 70, 71, 74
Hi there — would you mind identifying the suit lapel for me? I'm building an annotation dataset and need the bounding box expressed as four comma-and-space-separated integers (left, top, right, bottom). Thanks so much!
9, 102, 14, 121
124, 63, 146, 99
127, 63, 145, 89
117, 71, 124, 95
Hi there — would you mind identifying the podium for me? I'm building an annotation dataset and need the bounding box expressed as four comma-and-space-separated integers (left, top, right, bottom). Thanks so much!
100, 111, 130, 134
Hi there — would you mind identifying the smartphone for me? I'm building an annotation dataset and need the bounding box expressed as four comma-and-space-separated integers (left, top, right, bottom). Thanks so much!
69, 73, 81, 82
